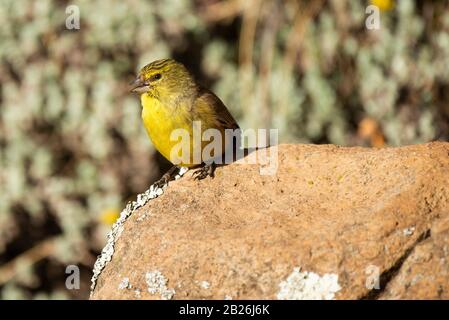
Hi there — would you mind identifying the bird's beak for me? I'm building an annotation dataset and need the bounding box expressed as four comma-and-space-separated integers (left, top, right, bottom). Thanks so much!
129, 76, 150, 94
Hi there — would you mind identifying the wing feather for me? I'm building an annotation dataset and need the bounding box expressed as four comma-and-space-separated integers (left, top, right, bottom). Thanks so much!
193, 87, 240, 130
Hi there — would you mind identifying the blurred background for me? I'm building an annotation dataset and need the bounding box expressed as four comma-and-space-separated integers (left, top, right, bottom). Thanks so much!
0, 0, 448, 299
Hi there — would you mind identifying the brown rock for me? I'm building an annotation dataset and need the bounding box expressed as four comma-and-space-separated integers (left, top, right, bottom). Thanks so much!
90, 142, 449, 300
379, 215, 449, 299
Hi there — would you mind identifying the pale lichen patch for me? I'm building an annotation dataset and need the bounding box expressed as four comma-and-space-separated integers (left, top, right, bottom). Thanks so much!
118, 277, 131, 290
145, 270, 175, 300
90, 167, 188, 296
277, 267, 341, 300
403, 226, 415, 236
200, 280, 210, 289
136, 212, 149, 222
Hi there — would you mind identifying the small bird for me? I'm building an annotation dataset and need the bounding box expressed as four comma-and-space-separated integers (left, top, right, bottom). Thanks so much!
130, 59, 240, 186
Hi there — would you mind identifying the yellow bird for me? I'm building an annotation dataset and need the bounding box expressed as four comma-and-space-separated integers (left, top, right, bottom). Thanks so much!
130, 59, 240, 185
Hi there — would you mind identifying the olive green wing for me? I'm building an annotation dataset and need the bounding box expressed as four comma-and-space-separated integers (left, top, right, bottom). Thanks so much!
193, 87, 240, 130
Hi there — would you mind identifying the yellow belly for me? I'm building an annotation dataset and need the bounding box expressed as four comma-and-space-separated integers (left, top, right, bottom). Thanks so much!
141, 94, 225, 167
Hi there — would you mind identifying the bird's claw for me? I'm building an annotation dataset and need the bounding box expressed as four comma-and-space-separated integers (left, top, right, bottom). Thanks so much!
193, 163, 215, 180
153, 165, 180, 189
153, 174, 169, 189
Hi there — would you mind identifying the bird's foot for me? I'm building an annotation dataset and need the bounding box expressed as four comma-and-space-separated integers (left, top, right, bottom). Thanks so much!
153, 165, 180, 189
193, 162, 216, 180
153, 175, 169, 189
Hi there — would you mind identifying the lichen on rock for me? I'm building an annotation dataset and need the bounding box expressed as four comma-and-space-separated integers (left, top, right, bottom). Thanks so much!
145, 271, 175, 300
277, 267, 341, 300
90, 167, 188, 295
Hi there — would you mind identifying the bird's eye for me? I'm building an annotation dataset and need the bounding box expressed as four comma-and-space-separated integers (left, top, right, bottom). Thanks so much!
152, 73, 162, 81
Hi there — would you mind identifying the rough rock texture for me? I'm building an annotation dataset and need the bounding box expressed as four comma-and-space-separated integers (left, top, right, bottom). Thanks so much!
90, 142, 449, 300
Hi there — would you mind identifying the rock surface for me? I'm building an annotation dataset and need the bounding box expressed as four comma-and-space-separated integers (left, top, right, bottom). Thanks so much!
90, 143, 449, 300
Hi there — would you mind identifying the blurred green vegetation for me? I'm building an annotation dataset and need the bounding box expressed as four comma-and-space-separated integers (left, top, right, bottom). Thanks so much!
0, 0, 448, 299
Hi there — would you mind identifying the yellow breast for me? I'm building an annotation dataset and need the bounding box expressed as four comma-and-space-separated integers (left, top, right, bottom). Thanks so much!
140, 94, 194, 167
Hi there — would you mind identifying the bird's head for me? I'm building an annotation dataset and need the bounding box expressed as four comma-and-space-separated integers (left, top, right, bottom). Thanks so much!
130, 59, 197, 101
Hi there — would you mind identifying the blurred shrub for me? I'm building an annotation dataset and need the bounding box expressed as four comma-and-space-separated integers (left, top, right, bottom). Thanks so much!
0, 0, 448, 299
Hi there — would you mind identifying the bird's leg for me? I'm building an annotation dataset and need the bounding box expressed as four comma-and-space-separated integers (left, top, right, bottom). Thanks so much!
154, 165, 180, 189
193, 162, 216, 180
